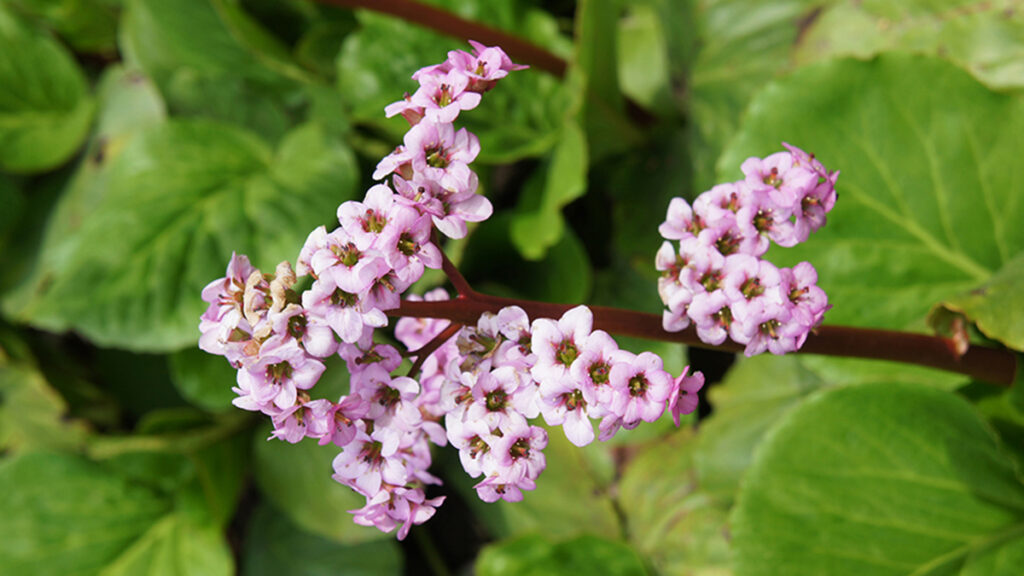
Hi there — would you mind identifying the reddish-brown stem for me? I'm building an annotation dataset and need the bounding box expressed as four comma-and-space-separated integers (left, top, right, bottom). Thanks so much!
407, 322, 463, 379
392, 293, 1018, 386
313, 0, 568, 77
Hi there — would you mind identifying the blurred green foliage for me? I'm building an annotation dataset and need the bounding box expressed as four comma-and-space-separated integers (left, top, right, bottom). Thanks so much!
1, 0, 1024, 575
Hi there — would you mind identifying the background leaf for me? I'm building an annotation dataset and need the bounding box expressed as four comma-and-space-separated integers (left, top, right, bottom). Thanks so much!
0, 452, 172, 576
719, 53, 1024, 333
0, 5, 95, 173
732, 382, 1024, 576
618, 429, 731, 576
243, 504, 403, 576
10, 120, 358, 352
476, 533, 649, 576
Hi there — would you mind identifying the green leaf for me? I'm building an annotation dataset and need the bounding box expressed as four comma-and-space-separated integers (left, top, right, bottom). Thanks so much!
243, 504, 403, 576
0, 452, 171, 576
336, 5, 570, 162
164, 70, 292, 144
693, 355, 825, 501
168, 348, 241, 413
0, 360, 90, 454
795, 0, 1024, 90
511, 118, 589, 260
617, 1, 675, 113
0, 5, 95, 174
252, 424, 390, 544
97, 512, 233, 576
618, 429, 731, 575
12, 120, 358, 352
693, 353, 968, 503
5, 0, 120, 54
720, 54, 1024, 333
688, 0, 819, 190
732, 382, 1024, 576
120, 0, 312, 90
2, 64, 166, 330
476, 533, 649, 576
933, 251, 1024, 352
462, 212, 592, 303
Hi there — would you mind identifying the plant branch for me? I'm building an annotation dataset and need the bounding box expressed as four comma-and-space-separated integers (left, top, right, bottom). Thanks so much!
313, 0, 567, 76
391, 294, 1018, 387
407, 322, 463, 379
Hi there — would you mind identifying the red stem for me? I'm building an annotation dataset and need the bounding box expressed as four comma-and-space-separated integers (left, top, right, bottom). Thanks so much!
392, 293, 1018, 386
406, 322, 463, 379
313, 0, 567, 77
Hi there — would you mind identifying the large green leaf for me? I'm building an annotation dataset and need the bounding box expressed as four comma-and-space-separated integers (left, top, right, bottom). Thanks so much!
732, 382, 1024, 576
2, 65, 166, 333
476, 533, 649, 576
618, 429, 731, 576
243, 504, 403, 576
10, 120, 357, 352
0, 5, 95, 174
719, 54, 1024, 333
120, 0, 311, 89
0, 452, 171, 576
689, 0, 1024, 191
688, 0, 820, 190
795, 0, 1024, 90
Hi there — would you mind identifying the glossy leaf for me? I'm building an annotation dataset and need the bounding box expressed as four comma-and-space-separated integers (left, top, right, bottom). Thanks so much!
2, 65, 166, 330
510, 119, 588, 260
618, 429, 731, 575
11, 121, 357, 352
795, 0, 1024, 90
476, 533, 649, 576
0, 5, 95, 173
0, 452, 171, 575
732, 382, 1024, 576
720, 54, 1024, 332
688, 0, 818, 190
120, 0, 311, 89
243, 504, 403, 576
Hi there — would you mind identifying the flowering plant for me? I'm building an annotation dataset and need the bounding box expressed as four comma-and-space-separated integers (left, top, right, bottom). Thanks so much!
0, 2, 1021, 575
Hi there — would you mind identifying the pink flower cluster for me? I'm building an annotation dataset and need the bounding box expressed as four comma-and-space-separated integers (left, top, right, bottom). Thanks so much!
198, 43, 707, 541
397, 297, 705, 503
657, 144, 837, 356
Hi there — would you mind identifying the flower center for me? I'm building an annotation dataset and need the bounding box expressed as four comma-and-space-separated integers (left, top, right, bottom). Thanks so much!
425, 145, 449, 168
588, 361, 610, 385
555, 339, 578, 367
485, 388, 509, 412
628, 374, 648, 397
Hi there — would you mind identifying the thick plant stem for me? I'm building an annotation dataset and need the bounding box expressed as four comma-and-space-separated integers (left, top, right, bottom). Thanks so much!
313, 0, 567, 76
391, 294, 1018, 386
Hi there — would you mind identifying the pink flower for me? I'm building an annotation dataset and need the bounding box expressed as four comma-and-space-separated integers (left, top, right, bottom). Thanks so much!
607, 350, 672, 430
667, 368, 704, 427
530, 305, 594, 385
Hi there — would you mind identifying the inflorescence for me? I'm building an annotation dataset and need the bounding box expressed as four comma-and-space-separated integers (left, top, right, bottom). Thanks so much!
657, 145, 837, 356
198, 42, 833, 540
